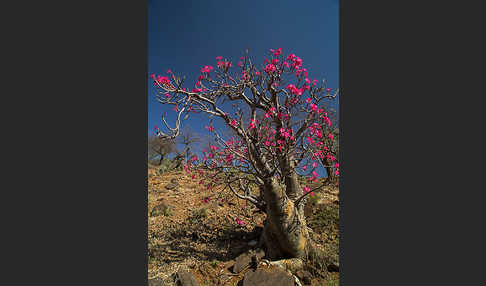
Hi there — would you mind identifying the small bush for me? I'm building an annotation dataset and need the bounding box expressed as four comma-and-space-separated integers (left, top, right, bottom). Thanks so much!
308, 193, 319, 205
189, 208, 207, 223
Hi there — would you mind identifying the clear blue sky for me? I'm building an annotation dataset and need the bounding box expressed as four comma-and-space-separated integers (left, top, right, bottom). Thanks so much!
148, 0, 339, 157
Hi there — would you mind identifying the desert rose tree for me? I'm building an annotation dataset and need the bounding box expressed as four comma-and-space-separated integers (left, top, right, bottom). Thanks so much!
151, 48, 339, 268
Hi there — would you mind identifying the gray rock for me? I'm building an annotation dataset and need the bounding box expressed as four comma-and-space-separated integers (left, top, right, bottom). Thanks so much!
164, 182, 179, 190
170, 178, 178, 184
148, 277, 165, 286
248, 240, 258, 247
295, 270, 313, 285
233, 249, 265, 273
175, 270, 199, 286
327, 261, 339, 272
242, 267, 294, 286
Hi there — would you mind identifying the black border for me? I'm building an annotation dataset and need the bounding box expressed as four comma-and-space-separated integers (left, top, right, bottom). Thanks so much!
9, 0, 479, 285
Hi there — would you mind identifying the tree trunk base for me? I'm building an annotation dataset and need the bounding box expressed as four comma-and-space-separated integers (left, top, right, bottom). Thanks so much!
259, 224, 335, 277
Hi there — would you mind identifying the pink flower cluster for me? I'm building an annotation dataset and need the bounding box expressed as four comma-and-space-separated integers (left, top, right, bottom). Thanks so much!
286, 84, 304, 96
235, 217, 245, 225
279, 128, 294, 140
264, 63, 276, 73
201, 65, 213, 73
286, 54, 303, 69
270, 47, 282, 57
151, 74, 171, 86
216, 56, 232, 68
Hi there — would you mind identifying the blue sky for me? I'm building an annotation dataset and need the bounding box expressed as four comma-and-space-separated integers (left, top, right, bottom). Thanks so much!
148, 0, 339, 158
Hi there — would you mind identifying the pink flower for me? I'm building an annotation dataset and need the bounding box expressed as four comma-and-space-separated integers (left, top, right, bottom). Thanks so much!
335, 163, 340, 168
312, 162, 317, 168
335, 170, 340, 176
173, 105, 178, 112
286, 53, 296, 61
255, 71, 261, 76
272, 58, 279, 65
303, 165, 307, 171
328, 133, 334, 140
238, 61, 243, 67
205, 125, 215, 132
306, 98, 312, 103
248, 119, 256, 129
304, 186, 310, 193
216, 56, 222, 60
235, 217, 245, 225
273, 47, 282, 57
225, 153, 233, 163
230, 119, 237, 127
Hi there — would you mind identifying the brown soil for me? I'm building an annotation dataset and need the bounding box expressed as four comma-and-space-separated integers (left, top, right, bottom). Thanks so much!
148, 166, 339, 286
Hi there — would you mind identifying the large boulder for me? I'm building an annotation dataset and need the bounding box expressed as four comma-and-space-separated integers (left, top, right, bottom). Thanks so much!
242, 267, 294, 286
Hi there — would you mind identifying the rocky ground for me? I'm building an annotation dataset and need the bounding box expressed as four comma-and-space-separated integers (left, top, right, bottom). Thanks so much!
148, 164, 340, 286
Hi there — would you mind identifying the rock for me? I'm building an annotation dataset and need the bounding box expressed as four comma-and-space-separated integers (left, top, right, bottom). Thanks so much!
150, 203, 171, 217
233, 249, 265, 273
175, 270, 199, 286
242, 267, 294, 286
295, 270, 313, 285
170, 178, 178, 184
327, 261, 339, 272
148, 277, 165, 286
164, 182, 179, 190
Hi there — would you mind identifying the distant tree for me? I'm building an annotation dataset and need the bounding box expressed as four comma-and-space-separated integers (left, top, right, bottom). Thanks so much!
148, 135, 176, 165
178, 126, 201, 162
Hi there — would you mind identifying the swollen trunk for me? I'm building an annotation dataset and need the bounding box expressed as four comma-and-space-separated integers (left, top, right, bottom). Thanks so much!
261, 177, 310, 259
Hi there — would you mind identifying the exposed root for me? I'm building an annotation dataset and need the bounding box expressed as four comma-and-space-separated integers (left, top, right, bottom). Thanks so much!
292, 274, 303, 286
262, 258, 304, 273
